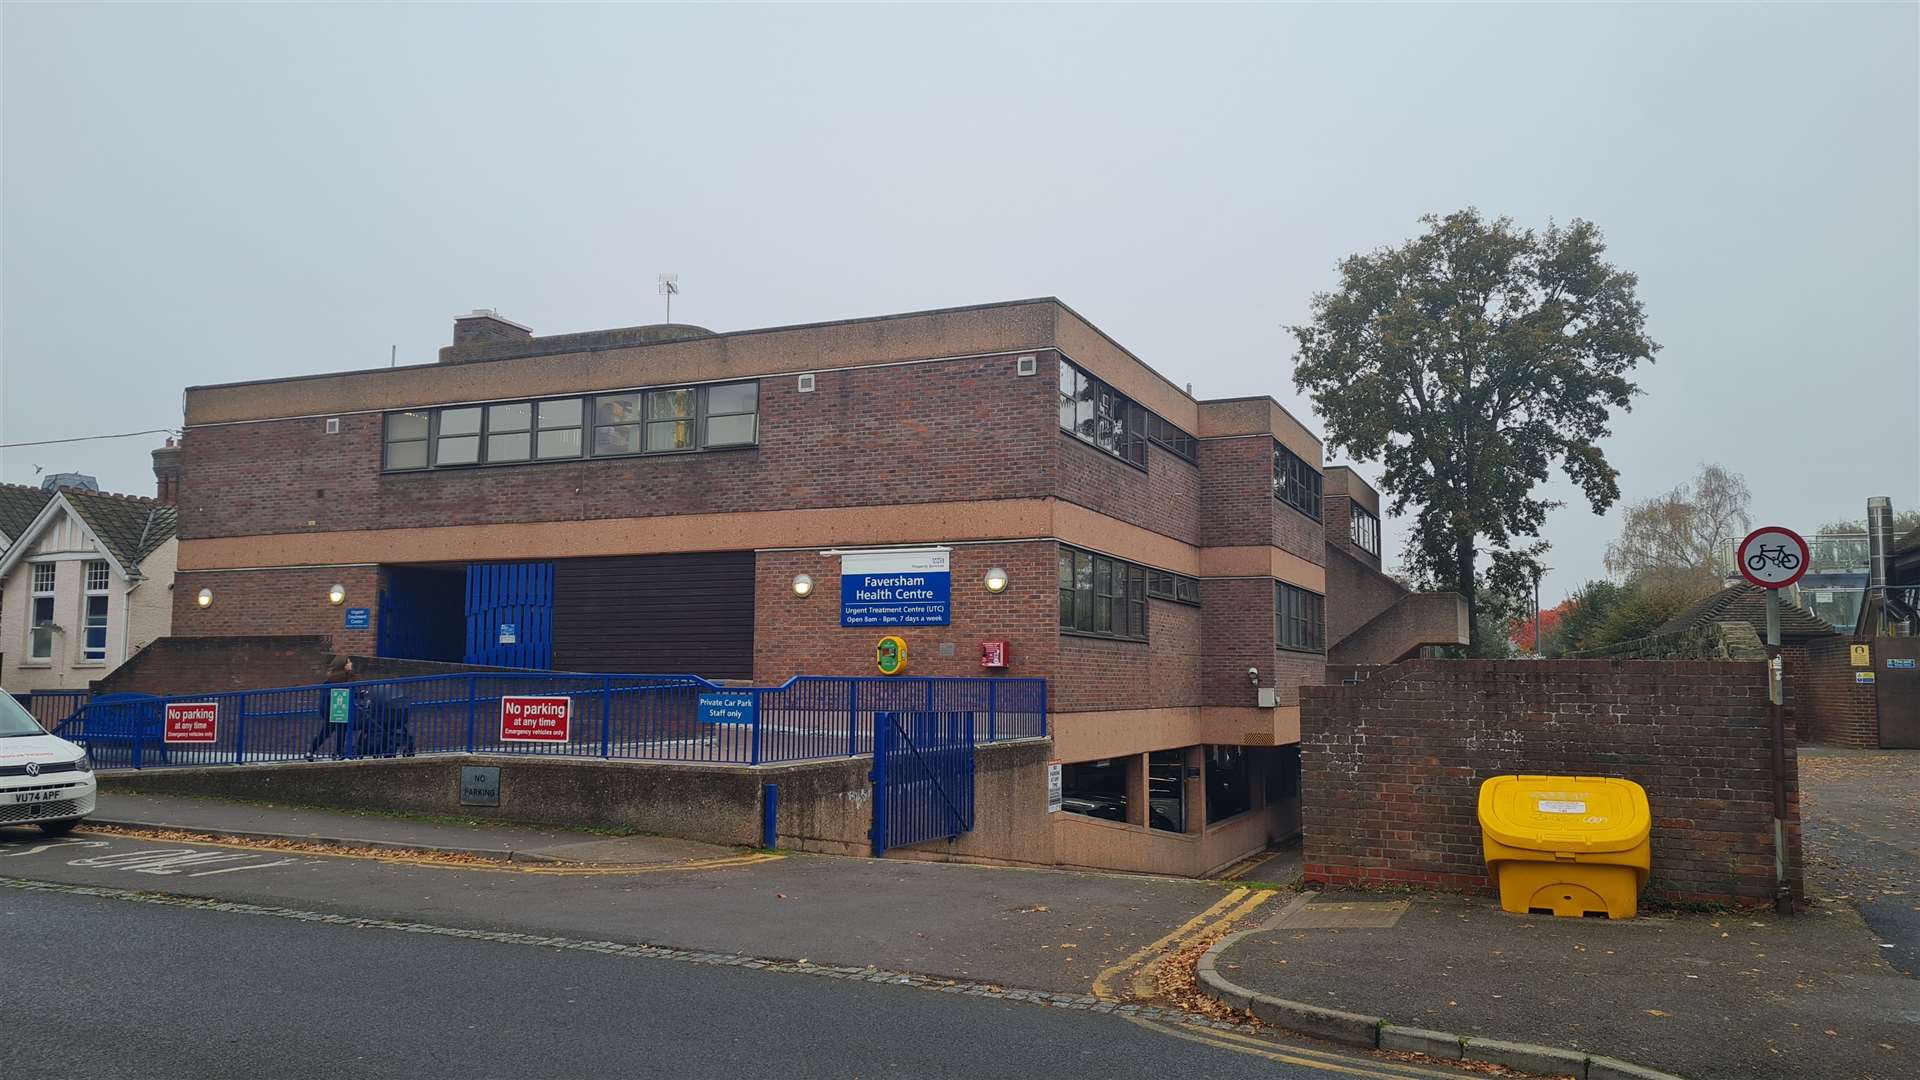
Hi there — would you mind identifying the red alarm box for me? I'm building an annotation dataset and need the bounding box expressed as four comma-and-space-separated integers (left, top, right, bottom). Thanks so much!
980, 640, 1010, 669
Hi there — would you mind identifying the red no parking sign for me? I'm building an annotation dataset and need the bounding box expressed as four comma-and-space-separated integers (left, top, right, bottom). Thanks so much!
500, 695, 571, 742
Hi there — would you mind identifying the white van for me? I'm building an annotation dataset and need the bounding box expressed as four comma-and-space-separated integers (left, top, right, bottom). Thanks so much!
0, 691, 96, 835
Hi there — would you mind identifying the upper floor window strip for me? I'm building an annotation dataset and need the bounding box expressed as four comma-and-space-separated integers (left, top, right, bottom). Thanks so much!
384, 381, 759, 471
1350, 504, 1381, 556
1057, 359, 1195, 469
1273, 442, 1323, 520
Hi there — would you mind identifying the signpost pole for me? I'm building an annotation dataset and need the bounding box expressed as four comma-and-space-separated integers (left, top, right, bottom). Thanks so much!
1766, 588, 1790, 915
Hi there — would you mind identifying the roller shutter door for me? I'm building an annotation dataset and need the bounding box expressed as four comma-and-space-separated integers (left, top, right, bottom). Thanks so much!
552, 552, 754, 679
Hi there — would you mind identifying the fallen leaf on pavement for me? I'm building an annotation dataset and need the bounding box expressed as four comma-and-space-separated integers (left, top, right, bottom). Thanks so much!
1646, 1010, 1669, 1018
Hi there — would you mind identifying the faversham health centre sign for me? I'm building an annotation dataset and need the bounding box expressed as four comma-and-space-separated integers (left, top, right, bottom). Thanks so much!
840, 548, 951, 627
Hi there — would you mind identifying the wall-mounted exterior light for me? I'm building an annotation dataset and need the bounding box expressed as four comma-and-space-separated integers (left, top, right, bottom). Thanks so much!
983, 567, 1009, 594
328, 583, 347, 605
792, 574, 814, 597
196, 587, 214, 608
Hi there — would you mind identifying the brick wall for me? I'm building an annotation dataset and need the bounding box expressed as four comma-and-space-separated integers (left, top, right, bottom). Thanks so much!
172, 565, 381, 655
1199, 437, 1274, 549
90, 635, 337, 696
1055, 432, 1203, 547
1795, 637, 1879, 747
180, 354, 1055, 541
1054, 599, 1203, 712
752, 543, 1059, 686
1300, 659, 1802, 907
1325, 543, 1407, 647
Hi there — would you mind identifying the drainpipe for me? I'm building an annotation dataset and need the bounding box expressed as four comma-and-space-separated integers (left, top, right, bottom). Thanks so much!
1765, 589, 1790, 915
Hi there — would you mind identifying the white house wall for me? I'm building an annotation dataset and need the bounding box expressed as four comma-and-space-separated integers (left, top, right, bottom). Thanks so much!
0, 504, 176, 693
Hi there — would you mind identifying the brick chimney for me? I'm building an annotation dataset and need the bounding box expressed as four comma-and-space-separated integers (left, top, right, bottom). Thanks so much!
152, 437, 183, 504
448, 308, 531, 348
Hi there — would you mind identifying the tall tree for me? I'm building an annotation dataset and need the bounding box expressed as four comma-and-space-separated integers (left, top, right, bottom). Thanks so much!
1291, 210, 1659, 650
1602, 463, 1751, 590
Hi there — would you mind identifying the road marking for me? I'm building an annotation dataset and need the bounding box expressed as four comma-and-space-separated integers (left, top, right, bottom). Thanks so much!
1127, 887, 1274, 999
69, 828, 784, 877
1092, 887, 1253, 1002
1128, 1018, 1467, 1080
1172, 1023, 1472, 1078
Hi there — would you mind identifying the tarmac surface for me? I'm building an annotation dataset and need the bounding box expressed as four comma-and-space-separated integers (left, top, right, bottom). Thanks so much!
1799, 745, 1920, 975
0, 884, 1395, 1080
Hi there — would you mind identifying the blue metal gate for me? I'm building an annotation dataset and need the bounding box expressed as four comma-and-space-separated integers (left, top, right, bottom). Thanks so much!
870, 707, 975, 856
465, 562, 553, 668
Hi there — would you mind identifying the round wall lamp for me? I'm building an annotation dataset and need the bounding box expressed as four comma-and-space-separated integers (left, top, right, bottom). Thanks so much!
983, 567, 1009, 594
792, 574, 815, 597
327, 583, 347, 605
196, 587, 214, 608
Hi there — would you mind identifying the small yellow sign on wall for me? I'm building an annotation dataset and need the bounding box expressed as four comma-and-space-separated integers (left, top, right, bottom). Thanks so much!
1851, 644, 1872, 667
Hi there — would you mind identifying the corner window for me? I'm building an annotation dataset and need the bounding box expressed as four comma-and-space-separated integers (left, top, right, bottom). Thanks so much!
1145, 570, 1202, 606
1273, 443, 1322, 520
1350, 505, 1380, 557
1276, 581, 1326, 653
82, 560, 109, 661
1058, 545, 1147, 641
1057, 360, 1148, 469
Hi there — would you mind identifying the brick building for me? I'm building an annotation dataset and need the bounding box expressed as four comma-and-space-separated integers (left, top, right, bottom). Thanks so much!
167, 299, 1463, 875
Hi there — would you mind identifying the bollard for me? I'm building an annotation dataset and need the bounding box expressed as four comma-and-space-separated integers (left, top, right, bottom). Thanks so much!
761, 783, 779, 850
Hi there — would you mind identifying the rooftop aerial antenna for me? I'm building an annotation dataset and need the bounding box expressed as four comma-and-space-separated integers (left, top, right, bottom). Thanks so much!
658, 273, 680, 323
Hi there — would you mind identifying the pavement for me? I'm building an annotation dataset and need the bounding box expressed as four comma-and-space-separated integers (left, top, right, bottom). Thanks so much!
1198, 745, 1920, 1080
90, 792, 729, 865
2, 884, 1441, 1080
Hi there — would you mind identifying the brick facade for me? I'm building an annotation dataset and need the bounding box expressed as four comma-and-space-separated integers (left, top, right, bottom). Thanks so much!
1300, 660, 1803, 906
172, 565, 381, 656
1794, 636, 1879, 747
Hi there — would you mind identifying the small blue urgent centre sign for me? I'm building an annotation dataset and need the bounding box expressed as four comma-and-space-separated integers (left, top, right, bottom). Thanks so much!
839, 548, 951, 627
698, 691, 757, 725
343, 607, 371, 629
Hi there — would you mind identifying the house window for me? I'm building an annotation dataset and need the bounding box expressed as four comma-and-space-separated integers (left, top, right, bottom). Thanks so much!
1057, 360, 1147, 468
383, 411, 430, 470
1275, 581, 1326, 653
1273, 443, 1323, 520
1145, 570, 1203, 606
28, 562, 55, 660
82, 560, 109, 662
1143, 412, 1198, 461
384, 381, 757, 471
1057, 545, 1147, 641
1350, 505, 1380, 557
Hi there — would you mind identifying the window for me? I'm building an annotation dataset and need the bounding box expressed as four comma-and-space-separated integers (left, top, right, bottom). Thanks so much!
704, 382, 758, 447
1205, 746, 1252, 824
536, 399, 584, 459
1057, 360, 1146, 468
1146, 570, 1202, 606
1144, 412, 1198, 461
1057, 545, 1147, 641
1350, 505, 1380, 557
28, 562, 55, 660
1273, 443, 1322, 520
383, 411, 430, 470
1276, 581, 1326, 653
385, 381, 757, 471
435, 407, 482, 465
82, 560, 109, 661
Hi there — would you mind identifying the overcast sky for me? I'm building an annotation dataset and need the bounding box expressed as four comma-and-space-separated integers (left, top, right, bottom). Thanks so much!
3, 3, 1915, 602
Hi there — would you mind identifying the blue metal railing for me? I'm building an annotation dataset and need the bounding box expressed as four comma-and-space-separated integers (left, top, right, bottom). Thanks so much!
50, 672, 1045, 770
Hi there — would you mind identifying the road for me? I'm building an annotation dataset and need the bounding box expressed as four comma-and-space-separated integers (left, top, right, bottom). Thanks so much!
1799, 746, 1920, 976
3, 881, 1465, 1080
0, 828, 1480, 1080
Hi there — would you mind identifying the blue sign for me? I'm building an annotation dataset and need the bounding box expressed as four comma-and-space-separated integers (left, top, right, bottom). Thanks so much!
343, 607, 371, 629
1889, 658, 1916, 670
841, 571, 951, 626
839, 549, 952, 627
698, 691, 756, 726
498, 623, 517, 645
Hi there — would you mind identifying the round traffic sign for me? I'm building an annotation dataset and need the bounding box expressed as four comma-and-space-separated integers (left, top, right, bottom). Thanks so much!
1736, 526, 1810, 590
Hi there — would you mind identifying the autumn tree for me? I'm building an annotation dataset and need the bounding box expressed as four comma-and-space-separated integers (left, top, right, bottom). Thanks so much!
1291, 210, 1659, 651
1602, 463, 1751, 590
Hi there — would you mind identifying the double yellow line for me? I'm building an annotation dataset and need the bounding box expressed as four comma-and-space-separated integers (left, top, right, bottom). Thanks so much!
1131, 1017, 1473, 1080
1090, 886, 1275, 1002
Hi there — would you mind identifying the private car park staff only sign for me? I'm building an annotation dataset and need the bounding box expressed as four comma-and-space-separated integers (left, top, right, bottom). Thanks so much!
500, 695, 571, 742
840, 548, 951, 626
